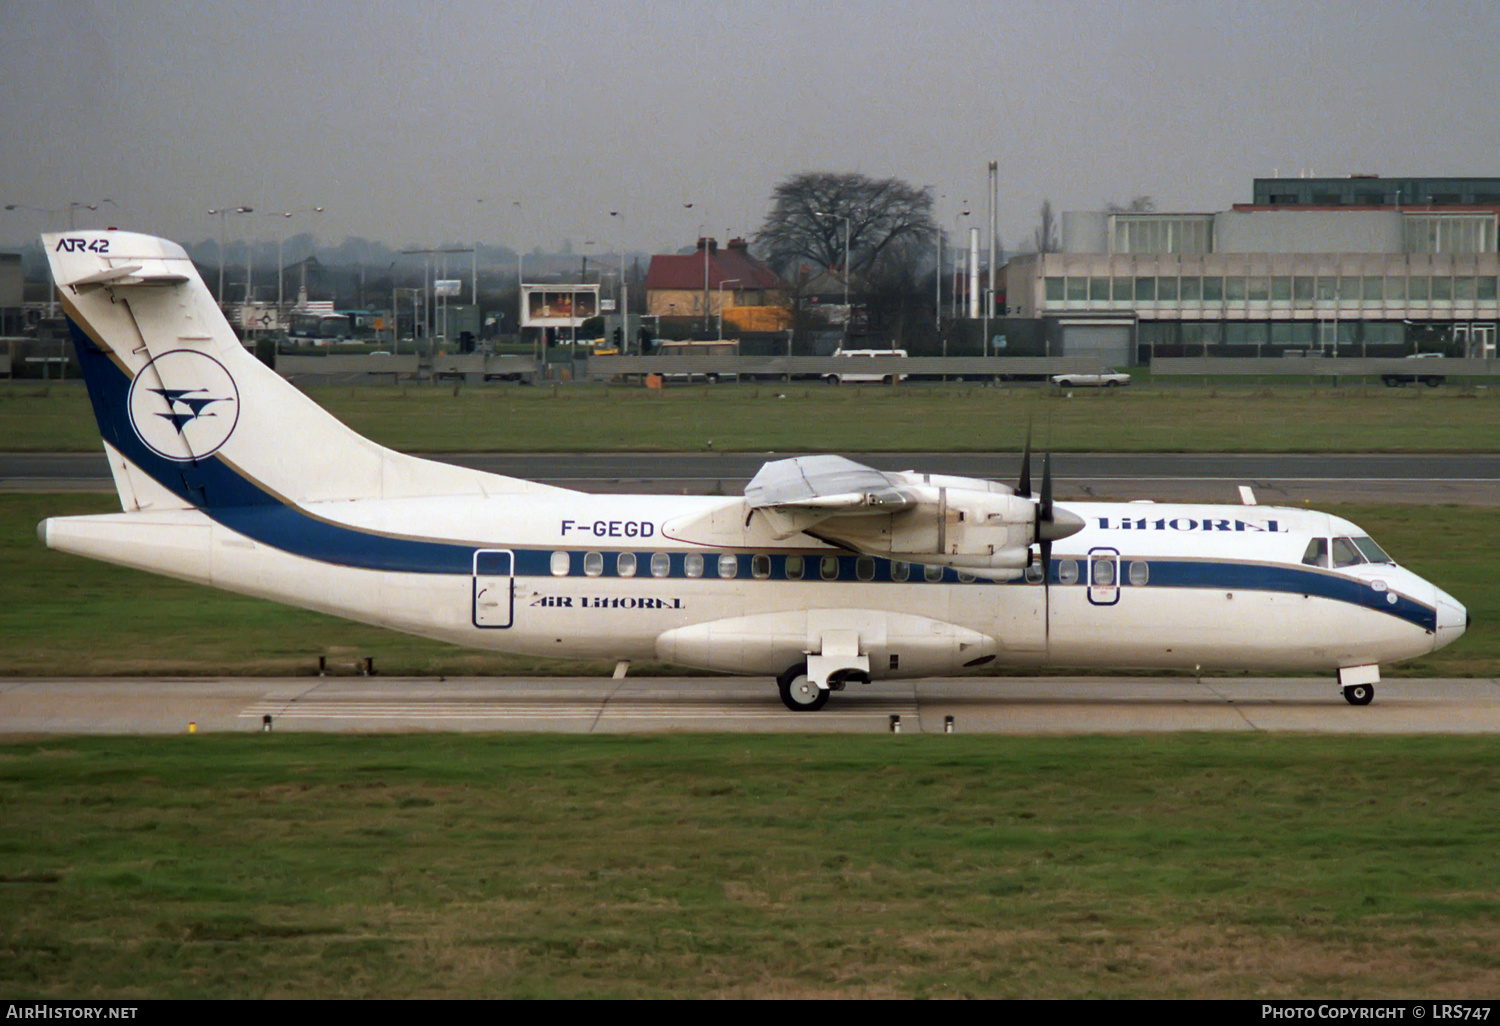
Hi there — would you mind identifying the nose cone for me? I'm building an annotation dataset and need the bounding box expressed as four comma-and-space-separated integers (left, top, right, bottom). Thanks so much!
1433, 586, 1468, 653
1039, 506, 1085, 542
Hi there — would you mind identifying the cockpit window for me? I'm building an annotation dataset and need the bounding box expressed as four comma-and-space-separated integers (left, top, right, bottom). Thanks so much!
1302, 538, 1330, 568
1351, 536, 1394, 564
1330, 537, 1366, 568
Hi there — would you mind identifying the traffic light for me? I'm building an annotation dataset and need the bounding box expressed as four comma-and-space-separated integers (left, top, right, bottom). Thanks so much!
613, 326, 623, 348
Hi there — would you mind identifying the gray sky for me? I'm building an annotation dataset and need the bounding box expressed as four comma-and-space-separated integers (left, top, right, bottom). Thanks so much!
3, 0, 1498, 255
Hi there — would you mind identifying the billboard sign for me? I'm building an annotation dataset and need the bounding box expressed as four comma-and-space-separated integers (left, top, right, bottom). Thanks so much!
521, 284, 600, 328
434, 279, 463, 298
237, 303, 280, 331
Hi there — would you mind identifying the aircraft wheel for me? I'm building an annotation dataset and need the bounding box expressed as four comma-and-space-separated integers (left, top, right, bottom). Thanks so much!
1342, 683, 1374, 706
777, 663, 828, 712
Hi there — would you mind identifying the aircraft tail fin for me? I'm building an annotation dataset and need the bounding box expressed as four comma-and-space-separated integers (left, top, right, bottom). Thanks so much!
44, 230, 560, 512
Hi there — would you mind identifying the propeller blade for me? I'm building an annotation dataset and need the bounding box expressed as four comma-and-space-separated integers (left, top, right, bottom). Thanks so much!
1040, 449, 1052, 648
1017, 424, 1033, 498
1040, 449, 1053, 520
1040, 535, 1052, 650
1034, 449, 1085, 543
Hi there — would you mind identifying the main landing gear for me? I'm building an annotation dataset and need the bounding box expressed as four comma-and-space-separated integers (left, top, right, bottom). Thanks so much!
1341, 683, 1375, 706
777, 662, 829, 712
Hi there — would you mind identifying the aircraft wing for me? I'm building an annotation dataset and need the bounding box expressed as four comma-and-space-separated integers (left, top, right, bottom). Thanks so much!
737, 453, 1081, 571
744, 456, 915, 538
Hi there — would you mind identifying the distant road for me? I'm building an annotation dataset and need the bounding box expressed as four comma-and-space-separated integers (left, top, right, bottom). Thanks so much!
7, 451, 1500, 504
2, 677, 1497, 736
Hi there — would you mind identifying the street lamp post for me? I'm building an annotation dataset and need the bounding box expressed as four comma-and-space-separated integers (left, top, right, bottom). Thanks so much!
266, 207, 323, 320
695, 221, 709, 335
610, 210, 629, 353
6, 201, 118, 320
4, 203, 62, 320
814, 210, 852, 339
717, 279, 740, 340
207, 206, 253, 305
950, 208, 970, 321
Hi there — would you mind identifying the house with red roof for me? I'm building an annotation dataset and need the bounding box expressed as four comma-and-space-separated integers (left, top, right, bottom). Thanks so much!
645, 237, 792, 333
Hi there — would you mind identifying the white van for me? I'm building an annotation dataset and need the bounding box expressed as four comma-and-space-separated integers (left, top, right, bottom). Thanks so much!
825, 348, 909, 384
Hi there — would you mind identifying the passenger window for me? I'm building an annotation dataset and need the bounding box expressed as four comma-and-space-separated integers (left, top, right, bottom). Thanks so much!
550, 551, 570, 576
1091, 557, 1115, 586
1128, 560, 1149, 586
1331, 537, 1366, 568
616, 551, 637, 578
1302, 538, 1329, 568
751, 554, 771, 579
890, 560, 910, 582
924, 563, 945, 582
583, 551, 604, 577
856, 556, 875, 581
650, 552, 670, 578
718, 553, 738, 578
957, 570, 976, 583
820, 555, 840, 580
785, 555, 804, 580
684, 553, 704, 578
1058, 559, 1079, 585
1025, 561, 1045, 584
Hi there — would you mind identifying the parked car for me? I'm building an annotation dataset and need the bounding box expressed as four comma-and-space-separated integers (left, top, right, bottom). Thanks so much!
1051, 368, 1132, 388
824, 348, 909, 384
1381, 353, 1446, 388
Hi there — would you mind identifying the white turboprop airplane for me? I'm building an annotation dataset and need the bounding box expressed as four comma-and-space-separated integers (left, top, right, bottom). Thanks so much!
38, 231, 1468, 711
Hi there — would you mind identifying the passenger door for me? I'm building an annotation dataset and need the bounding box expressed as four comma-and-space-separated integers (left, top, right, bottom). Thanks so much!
473, 549, 514, 628
1088, 547, 1121, 607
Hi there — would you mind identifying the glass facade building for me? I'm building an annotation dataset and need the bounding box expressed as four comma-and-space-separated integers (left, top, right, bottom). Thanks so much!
1010, 201, 1500, 362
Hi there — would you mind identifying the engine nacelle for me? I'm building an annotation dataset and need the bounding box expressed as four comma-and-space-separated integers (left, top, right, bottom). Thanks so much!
816, 485, 1037, 569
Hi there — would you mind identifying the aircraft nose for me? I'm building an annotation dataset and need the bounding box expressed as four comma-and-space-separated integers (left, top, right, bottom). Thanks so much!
1432, 586, 1467, 652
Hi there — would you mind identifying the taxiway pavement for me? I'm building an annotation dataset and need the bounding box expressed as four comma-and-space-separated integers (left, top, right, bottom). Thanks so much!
3, 676, 1497, 736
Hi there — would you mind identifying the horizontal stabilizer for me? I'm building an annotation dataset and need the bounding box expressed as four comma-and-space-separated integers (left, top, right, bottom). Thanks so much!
70, 264, 190, 292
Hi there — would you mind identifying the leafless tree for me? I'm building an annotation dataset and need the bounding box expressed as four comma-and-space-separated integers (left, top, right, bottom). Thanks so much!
1033, 199, 1060, 254
753, 172, 937, 279
1105, 195, 1156, 213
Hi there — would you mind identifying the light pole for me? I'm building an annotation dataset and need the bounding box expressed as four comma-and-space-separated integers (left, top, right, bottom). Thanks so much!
696, 220, 710, 335
4, 203, 63, 319
472, 198, 483, 307
814, 210, 852, 338
924, 185, 941, 331
950, 208, 970, 321
67, 201, 100, 228
395, 288, 423, 352
717, 278, 740, 340
610, 210, 629, 352
267, 207, 323, 319
7, 201, 116, 320
207, 206, 253, 305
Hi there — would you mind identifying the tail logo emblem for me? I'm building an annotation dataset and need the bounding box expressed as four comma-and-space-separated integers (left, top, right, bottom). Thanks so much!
127, 350, 240, 462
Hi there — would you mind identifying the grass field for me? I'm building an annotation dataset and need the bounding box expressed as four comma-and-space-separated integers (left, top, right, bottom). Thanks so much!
4, 380, 1498, 1001
3, 494, 1493, 677
3, 732, 1498, 998
7, 379, 1500, 452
